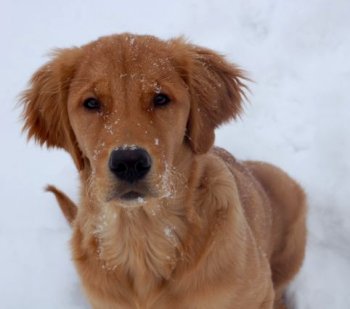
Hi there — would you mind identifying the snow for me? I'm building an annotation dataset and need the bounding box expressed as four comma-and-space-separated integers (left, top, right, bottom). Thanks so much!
137, 197, 145, 204
114, 144, 138, 151
164, 226, 173, 238
1, 0, 349, 308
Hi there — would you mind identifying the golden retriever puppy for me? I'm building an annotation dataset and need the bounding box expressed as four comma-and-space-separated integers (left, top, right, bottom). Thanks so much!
21, 33, 306, 309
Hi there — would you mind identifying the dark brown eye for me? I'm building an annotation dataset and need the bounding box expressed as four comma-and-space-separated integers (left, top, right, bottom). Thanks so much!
153, 93, 170, 107
83, 98, 101, 110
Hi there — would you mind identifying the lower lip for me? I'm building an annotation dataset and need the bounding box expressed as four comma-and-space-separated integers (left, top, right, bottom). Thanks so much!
120, 191, 145, 201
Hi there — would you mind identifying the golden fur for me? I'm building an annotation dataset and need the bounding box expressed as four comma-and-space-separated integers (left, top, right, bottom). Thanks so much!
21, 33, 306, 309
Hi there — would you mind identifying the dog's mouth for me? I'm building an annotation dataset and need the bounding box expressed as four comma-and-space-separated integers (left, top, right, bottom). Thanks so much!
120, 190, 145, 201
106, 183, 153, 204
105, 169, 171, 204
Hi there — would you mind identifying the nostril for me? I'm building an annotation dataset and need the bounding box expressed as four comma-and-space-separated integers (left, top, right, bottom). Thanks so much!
114, 162, 128, 174
135, 160, 151, 173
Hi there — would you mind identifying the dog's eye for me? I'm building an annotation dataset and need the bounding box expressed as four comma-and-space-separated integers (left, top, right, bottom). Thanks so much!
83, 98, 101, 110
153, 93, 170, 107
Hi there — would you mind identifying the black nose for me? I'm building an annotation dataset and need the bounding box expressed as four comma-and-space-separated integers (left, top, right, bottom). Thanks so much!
108, 147, 152, 183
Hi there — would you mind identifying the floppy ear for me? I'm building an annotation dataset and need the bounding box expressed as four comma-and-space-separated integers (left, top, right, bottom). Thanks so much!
21, 48, 85, 170
172, 40, 247, 154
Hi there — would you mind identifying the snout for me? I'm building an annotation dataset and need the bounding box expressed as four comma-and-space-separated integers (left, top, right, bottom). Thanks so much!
108, 146, 152, 183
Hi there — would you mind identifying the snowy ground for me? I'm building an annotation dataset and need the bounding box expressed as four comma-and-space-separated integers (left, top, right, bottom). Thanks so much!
1, 0, 349, 308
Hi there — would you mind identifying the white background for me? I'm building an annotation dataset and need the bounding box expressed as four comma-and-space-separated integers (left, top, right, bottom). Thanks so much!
1, 0, 349, 308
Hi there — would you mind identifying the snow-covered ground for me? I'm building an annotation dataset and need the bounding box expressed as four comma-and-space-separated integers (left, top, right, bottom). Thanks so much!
1, 0, 349, 308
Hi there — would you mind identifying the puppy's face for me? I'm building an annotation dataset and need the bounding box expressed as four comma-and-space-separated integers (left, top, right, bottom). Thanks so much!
68, 35, 191, 204
21, 33, 246, 207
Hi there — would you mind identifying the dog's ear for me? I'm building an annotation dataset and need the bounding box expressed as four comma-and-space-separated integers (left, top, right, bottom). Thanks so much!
171, 40, 247, 154
21, 48, 84, 170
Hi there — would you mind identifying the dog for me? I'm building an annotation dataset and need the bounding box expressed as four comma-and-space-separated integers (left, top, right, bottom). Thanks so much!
21, 33, 306, 309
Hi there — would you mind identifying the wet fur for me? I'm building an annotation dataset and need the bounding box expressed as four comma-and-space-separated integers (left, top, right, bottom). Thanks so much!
21, 33, 306, 309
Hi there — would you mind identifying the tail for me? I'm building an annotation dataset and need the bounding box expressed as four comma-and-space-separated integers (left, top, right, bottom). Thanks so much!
45, 185, 78, 225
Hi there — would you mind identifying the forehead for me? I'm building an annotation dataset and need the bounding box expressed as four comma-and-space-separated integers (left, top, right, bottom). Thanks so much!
74, 35, 180, 89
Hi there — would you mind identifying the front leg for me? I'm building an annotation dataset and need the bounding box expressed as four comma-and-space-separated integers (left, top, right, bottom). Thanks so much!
157, 281, 276, 309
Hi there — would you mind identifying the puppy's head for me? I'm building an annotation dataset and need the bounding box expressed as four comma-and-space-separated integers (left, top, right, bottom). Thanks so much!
21, 34, 246, 207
